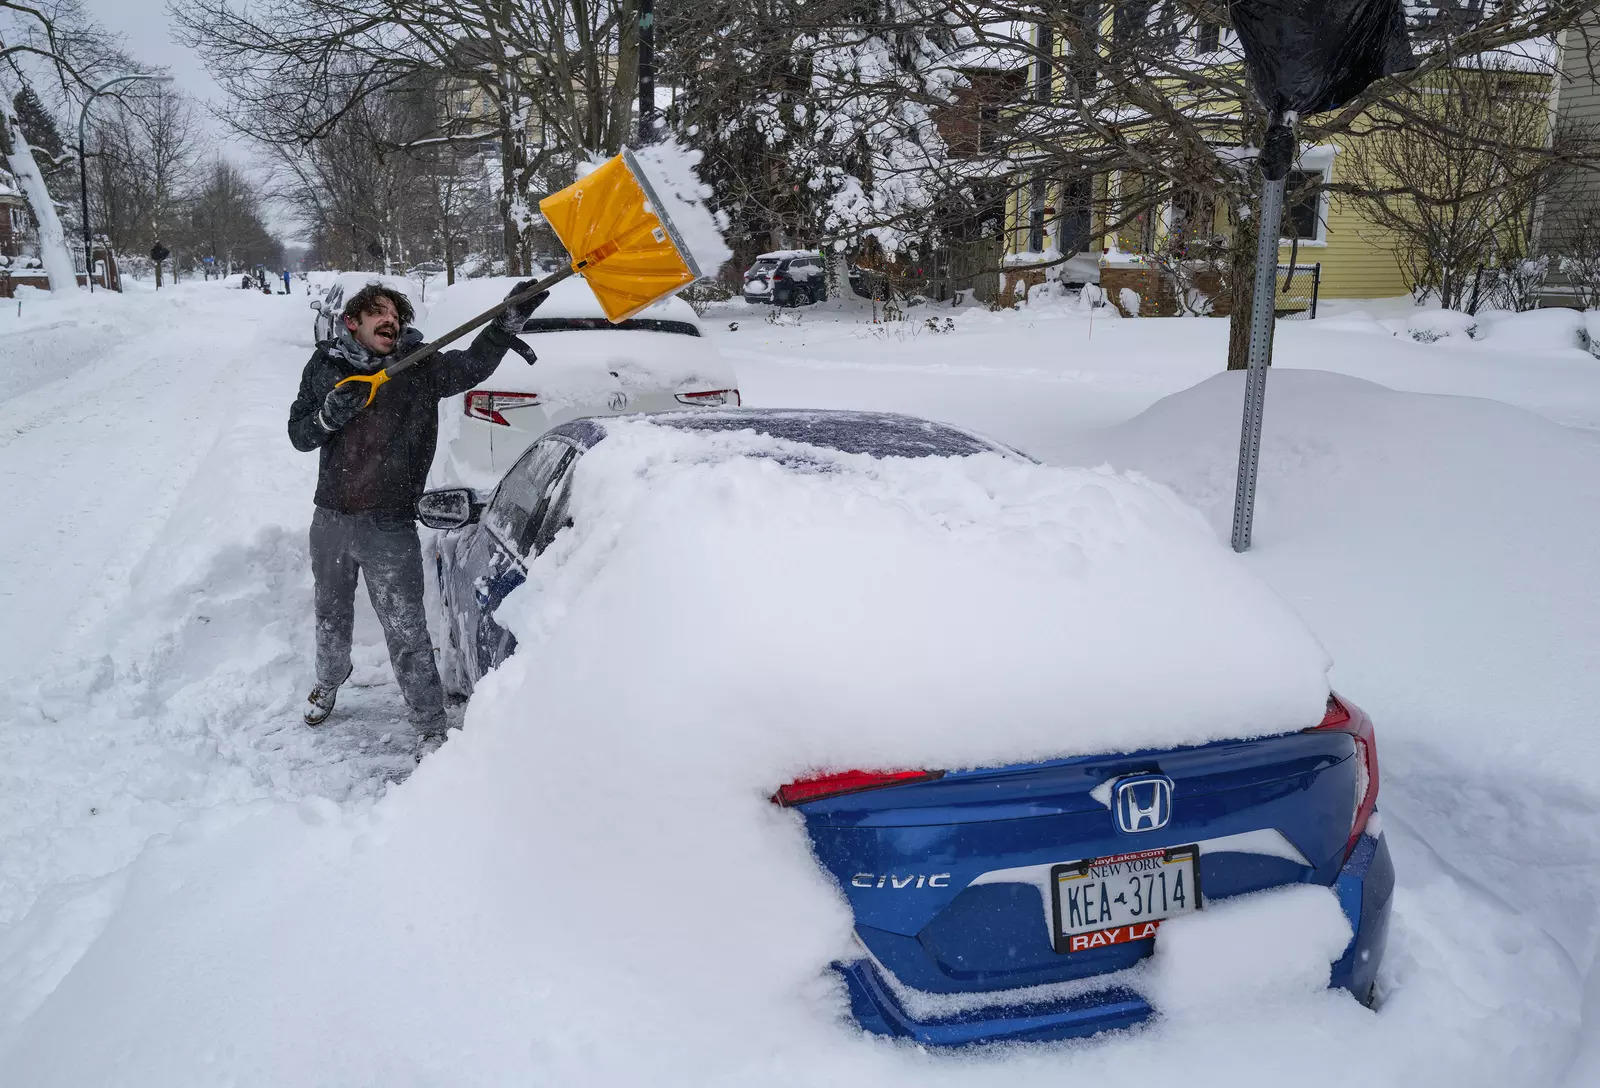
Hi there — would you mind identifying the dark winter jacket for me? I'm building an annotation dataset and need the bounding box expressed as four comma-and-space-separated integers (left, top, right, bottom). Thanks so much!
288, 322, 516, 515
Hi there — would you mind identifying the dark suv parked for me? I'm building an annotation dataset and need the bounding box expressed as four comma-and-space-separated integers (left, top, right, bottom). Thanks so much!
742, 251, 829, 306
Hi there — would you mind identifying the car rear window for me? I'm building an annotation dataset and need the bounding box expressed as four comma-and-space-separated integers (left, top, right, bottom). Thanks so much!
749, 259, 780, 272
650, 411, 1006, 459
515, 317, 701, 337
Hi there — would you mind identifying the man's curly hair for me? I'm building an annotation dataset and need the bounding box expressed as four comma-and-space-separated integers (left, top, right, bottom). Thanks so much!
342, 283, 414, 327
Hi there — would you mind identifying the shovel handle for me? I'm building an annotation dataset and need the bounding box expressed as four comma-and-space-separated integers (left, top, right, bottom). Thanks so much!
334, 266, 578, 406
334, 368, 390, 408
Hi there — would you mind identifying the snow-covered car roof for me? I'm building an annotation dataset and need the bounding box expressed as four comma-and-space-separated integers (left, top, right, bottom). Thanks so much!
499, 411, 1331, 764
752, 250, 821, 262
424, 276, 730, 403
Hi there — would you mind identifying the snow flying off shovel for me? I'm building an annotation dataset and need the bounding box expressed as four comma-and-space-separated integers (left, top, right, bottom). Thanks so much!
335, 148, 704, 407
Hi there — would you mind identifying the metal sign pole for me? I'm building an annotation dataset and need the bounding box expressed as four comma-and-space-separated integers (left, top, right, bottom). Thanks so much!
1230, 113, 1297, 553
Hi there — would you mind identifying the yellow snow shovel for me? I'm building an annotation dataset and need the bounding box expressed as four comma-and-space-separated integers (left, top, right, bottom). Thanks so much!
335, 147, 705, 407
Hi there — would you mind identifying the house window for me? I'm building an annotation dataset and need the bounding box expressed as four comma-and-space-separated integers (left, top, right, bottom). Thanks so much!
1196, 22, 1221, 54
1284, 169, 1326, 241
1036, 23, 1054, 102
978, 104, 1000, 155
1060, 175, 1093, 253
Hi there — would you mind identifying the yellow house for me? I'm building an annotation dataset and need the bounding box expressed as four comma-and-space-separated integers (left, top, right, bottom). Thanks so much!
998, 17, 1546, 310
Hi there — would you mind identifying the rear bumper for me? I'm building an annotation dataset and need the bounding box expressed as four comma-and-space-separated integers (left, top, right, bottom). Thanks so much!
838, 828, 1394, 1047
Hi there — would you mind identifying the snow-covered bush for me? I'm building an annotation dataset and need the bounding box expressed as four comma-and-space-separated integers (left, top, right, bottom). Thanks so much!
678, 278, 734, 317
1480, 256, 1549, 313
1405, 309, 1478, 343
1473, 308, 1588, 352
1555, 202, 1600, 310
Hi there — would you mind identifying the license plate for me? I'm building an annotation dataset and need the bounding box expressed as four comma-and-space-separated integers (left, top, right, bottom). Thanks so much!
1050, 845, 1201, 954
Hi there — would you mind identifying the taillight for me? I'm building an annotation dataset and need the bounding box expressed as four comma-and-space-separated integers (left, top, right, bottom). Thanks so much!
675, 389, 741, 407
1308, 694, 1378, 859
773, 769, 942, 807
465, 390, 541, 426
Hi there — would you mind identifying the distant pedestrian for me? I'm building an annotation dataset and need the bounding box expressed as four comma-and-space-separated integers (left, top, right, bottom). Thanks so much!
286, 280, 547, 741
283, 269, 292, 293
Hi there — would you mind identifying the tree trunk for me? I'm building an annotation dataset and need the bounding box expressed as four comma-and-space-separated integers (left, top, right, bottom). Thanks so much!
1226, 191, 1276, 371
1, 105, 80, 292
498, 106, 525, 277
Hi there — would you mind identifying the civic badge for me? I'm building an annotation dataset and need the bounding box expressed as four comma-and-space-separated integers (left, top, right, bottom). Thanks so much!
1113, 775, 1173, 834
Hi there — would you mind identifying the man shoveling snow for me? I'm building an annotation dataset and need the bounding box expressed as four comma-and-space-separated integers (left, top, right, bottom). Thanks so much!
287, 280, 547, 739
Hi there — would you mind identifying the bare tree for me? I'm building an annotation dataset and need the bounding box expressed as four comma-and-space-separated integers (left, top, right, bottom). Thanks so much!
182, 157, 283, 272
173, 0, 645, 275
87, 85, 201, 264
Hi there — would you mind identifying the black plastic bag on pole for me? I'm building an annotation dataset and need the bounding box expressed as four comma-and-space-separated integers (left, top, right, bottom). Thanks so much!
1228, 0, 1415, 118
1226, 0, 1412, 552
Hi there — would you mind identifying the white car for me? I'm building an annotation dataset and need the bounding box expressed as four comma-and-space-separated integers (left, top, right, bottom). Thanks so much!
309, 272, 426, 345
426, 276, 740, 489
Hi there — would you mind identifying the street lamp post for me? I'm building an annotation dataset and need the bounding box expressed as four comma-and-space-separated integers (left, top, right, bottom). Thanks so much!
78, 74, 172, 293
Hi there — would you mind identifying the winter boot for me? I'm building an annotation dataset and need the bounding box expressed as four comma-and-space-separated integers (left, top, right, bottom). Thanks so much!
303, 665, 353, 726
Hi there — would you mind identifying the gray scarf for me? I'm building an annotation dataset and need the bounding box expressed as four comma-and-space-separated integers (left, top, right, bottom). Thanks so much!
328, 324, 424, 372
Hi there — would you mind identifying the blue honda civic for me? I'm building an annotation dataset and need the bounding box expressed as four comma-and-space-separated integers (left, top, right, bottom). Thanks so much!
419, 408, 1393, 1047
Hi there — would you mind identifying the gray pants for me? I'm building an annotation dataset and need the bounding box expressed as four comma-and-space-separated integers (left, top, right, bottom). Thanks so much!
310, 506, 446, 732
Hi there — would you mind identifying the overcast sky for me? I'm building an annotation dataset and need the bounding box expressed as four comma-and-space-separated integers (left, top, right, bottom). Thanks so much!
82, 0, 225, 120
81, 0, 301, 241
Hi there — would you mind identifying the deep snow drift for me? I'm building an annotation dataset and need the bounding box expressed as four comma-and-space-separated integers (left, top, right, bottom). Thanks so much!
3, 281, 1598, 1085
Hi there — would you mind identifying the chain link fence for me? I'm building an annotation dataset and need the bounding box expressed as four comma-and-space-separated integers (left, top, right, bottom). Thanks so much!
1275, 262, 1321, 319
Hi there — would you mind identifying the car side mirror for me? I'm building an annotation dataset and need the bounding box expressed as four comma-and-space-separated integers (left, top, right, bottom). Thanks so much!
309, 299, 323, 311
417, 488, 482, 530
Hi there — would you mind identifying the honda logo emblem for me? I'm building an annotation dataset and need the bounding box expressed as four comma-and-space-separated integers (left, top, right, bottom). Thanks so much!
1113, 775, 1173, 834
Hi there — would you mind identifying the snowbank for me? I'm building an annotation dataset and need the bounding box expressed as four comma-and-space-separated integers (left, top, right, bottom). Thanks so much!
1065, 367, 1600, 1085
1142, 885, 1353, 1014
1402, 308, 1477, 343
1, 420, 1338, 1084
1474, 307, 1590, 352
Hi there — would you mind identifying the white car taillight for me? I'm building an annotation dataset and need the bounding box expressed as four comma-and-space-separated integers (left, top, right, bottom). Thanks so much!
676, 389, 741, 407
465, 390, 541, 426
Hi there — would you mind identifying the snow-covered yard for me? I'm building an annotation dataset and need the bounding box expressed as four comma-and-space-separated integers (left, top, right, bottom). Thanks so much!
2, 281, 1597, 1084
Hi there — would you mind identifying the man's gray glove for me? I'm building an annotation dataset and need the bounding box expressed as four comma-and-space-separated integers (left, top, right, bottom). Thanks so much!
495, 279, 550, 333
319, 381, 370, 432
